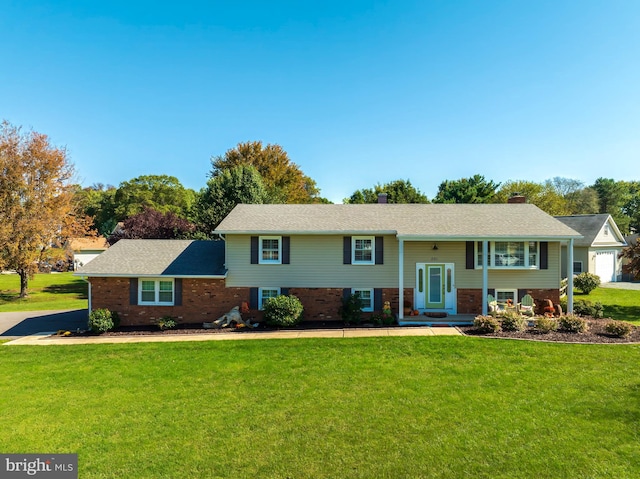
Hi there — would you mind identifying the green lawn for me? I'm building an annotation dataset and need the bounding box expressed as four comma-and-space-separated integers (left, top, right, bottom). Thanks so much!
0, 272, 87, 312
575, 286, 640, 324
1, 337, 639, 478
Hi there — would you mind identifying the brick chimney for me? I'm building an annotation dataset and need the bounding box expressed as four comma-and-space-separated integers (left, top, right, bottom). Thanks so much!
508, 193, 526, 204
377, 193, 388, 204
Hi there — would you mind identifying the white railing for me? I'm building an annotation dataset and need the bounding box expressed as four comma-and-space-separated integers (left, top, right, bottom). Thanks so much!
560, 277, 568, 298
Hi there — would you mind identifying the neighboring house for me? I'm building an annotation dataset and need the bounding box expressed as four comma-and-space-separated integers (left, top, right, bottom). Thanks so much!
67, 237, 110, 270
555, 214, 627, 282
77, 202, 582, 326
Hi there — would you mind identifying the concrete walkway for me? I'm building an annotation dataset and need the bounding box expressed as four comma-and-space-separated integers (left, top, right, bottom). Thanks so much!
4, 325, 461, 346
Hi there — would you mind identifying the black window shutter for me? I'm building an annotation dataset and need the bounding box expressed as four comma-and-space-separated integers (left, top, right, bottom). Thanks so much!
174, 278, 182, 306
281, 287, 289, 296
374, 288, 383, 311
466, 242, 475, 269
342, 288, 351, 301
249, 288, 258, 309
488, 288, 495, 297
518, 289, 526, 302
343, 237, 352, 264
129, 278, 138, 305
282, 236, 290, 264
250, 236, 259, 264
540, 242, 548, 270
375, 237, 384, 265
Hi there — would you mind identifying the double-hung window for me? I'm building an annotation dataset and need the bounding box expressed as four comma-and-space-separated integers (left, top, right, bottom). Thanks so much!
352, 236, 374, 264
476, 241, 539, 269
139, 279, 174, 305
259, 287, 280, 310
259, 236, 281, 264
352, 288, 373, 312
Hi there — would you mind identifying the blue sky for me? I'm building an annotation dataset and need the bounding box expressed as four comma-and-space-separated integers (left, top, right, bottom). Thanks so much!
2, 1, 639, 203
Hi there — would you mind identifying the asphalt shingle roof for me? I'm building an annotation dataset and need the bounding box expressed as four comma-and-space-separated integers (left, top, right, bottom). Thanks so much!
554, 214, 622, 247
76, 239, 226, 277
215, 204, 582, 240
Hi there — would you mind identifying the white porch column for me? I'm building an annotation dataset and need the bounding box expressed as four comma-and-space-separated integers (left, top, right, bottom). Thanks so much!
398, 238, 404, 320
567, 238, 574, 314
481, 240, 488, 315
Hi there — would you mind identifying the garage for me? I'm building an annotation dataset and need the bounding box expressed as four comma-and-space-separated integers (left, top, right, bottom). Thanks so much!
594, 251, 616, 283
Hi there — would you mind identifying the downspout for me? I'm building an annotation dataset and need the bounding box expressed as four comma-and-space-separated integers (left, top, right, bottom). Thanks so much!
482, 240, 488, 315
567, 238, 574, 314
80, 276, 91, 316
398, 238, 404, 321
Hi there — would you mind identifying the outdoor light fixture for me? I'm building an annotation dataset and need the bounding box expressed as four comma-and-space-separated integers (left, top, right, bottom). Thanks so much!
433, 244, 438, 250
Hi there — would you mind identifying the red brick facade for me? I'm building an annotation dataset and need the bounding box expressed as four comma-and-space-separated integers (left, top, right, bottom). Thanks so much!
456, 288, 560, 315
90, 277, 559, 325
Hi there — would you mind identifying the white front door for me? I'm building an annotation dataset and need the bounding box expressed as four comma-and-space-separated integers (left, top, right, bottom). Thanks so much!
415, 263, 455, 311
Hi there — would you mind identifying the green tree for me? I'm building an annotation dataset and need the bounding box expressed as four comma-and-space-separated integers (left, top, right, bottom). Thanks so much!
622, 181, 640, 233
620, 237, 640, 280
195, 165, 269, 235
433, 174, 500, 204
113, 175, 196, 221
493, 180, 567, 214
211, 141, 320, 203
591, 178, 631, 233
73, 183, 118, 236
0, 121, 86, 296
344, 179, 429, 204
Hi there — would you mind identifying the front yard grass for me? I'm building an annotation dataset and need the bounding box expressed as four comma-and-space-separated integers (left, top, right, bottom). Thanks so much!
576, 286, 640, 325
1, 337, 639, 478
0, 272, 87, 312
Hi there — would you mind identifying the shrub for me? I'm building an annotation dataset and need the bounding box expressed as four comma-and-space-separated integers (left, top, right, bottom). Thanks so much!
573, 272, 601, 294
340, 292, 363, 325
501, 311, 527, 332
263, 294, 304, 327
572, 299, 604, 318
558, 314, 589, 333
474, 315, 501, 333
155, 316, 178, 330
605, 320, 633, 338
88, 308, 120, 334
534, 317, 558, 334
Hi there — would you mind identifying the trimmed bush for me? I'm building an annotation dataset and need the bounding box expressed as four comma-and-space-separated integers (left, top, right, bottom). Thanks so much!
534, 317, 558, 334
605, 320, 633, 338
559, 314, 589, 333
501, 311, 527, 332
474, 315, 501, 333
572, 299, 604, 318
88, 308, 120, 334
574, 272, 601, 295
340, 292, 363, 325
263, 294, 304, 327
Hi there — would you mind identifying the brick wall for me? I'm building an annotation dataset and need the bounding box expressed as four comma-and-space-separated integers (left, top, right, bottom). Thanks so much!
457, 288, 560, 315
90, 277, 252, 326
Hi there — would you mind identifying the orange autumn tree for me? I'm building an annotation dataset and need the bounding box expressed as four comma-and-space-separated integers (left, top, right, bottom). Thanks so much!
0, 121, 89, 297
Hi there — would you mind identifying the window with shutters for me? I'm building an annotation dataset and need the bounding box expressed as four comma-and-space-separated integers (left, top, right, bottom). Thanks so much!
139, 279, 174, 305
352, 236, 374, 264
259, 236, 281, 264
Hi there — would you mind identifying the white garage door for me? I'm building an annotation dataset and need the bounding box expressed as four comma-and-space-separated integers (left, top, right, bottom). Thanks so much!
595, 251, 616, 283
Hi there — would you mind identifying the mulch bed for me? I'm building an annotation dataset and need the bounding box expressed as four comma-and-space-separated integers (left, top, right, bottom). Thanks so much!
459, 318, 640, 344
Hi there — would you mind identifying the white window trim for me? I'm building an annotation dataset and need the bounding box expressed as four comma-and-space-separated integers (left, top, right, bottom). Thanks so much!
352, 236, 375, 265
352, 288, 374, 312
495, 289, 518, 303
259, 236, 282, 264
258, 287, 281, 310
475, 241, 539, 269
139, 278, 175, 306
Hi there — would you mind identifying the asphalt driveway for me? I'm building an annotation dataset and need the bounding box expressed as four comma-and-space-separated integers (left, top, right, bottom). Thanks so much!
0, 309, 88, 338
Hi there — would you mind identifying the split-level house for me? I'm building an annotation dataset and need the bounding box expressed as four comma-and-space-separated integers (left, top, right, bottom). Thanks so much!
554, 214, 627, 282
77, 199, 582, 326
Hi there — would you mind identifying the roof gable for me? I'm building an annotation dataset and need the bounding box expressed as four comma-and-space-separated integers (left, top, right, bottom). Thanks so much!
75, 240, 226, 277
216, 204, 582, 240
554, 214, 626, 247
